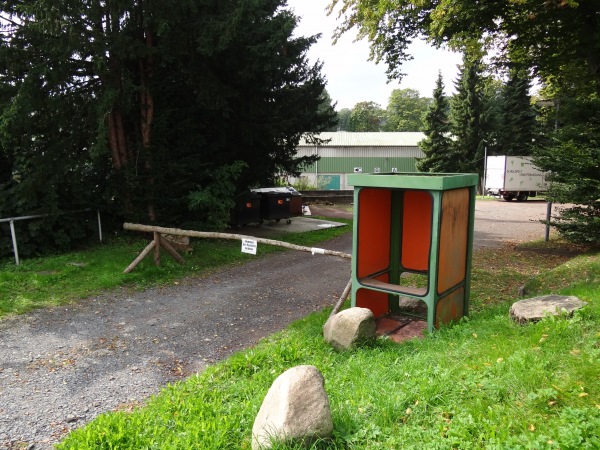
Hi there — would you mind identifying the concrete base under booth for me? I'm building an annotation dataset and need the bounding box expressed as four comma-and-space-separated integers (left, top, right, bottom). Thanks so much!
375, 314, 428, 343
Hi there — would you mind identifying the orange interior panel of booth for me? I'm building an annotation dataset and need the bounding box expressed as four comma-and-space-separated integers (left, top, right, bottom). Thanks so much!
355, 288, 389, 317
437, 188, 469, 294
357, 188, 391, 279
356, 188, 391, 316
401, 190, 432, 272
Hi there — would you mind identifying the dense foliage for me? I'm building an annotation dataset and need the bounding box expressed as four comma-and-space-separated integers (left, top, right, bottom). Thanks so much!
535, 95, 600, 245
336, 89, 431, 132
347, 101, 385, 131
329, 0, 600, 89
336, 108, 351, 131
384, 88, 430, 131
495, 70, 537, 157
0, 0, 336, 257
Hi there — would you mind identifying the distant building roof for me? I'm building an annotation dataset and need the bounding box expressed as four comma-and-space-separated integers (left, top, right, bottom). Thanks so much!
299, 132, 425, 147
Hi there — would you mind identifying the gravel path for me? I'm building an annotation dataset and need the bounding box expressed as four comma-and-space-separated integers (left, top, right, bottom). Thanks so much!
0, 199, 557, 449
0, 234, 352, 449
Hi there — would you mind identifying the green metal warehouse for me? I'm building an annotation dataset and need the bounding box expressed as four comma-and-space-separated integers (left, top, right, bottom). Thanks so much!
293, 131, 425, 190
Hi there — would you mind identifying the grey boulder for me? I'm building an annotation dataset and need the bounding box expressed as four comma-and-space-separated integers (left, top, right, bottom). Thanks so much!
323, 307, 376, 351
251, 365, 333, 449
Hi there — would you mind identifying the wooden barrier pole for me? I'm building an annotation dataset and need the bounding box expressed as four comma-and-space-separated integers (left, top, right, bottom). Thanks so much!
123, 222, 353, 315
123, 223, 352, 260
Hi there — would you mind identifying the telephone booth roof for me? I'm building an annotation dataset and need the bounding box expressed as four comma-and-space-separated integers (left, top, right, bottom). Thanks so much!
348, 172, 478, 191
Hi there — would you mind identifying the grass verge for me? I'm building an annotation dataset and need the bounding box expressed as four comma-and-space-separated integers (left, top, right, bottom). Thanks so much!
0, 217, 351, 317
56, 241, 600, 449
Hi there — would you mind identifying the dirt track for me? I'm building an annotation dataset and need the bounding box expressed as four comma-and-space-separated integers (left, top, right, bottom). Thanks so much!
0, 198, 560, 448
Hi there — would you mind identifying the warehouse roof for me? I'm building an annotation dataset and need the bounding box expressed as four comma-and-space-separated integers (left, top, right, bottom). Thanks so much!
299, 132, 425, 147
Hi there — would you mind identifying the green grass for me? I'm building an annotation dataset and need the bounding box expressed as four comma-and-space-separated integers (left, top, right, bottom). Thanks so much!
56, 242, 600, 449
0, 217, 351, 317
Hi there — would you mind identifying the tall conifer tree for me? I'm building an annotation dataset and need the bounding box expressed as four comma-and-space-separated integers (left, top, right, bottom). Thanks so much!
417, 72, 454, 172
450, 55, 486, 175
0, 0, 336, 255
496, 69, 536, 156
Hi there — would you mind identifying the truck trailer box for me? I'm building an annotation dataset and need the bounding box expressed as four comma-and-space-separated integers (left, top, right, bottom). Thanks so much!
485, 156, 548, 201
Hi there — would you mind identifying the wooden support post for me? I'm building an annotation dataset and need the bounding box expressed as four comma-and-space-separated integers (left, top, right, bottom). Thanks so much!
159, 235, 185, 264
123, 239, 156, 273
329, 278, 353, 318
153, 232, 161, 266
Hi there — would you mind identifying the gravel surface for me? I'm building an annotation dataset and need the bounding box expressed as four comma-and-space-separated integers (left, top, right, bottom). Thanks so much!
0, 199, 557, 449
472, 198, 558, 248
311, 198, 557, 248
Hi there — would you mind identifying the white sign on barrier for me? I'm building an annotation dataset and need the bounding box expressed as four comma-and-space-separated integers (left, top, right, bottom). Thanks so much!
241, 238, 258, 255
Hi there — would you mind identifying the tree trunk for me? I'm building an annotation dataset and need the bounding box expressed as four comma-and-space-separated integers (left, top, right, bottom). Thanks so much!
139, 2, 157, 222
108, 109, 130, 170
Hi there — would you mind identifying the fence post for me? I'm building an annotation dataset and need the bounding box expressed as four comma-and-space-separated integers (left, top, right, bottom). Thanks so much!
9, 219, 20, 266
97, 210, 103, 243
545, 201, 552, 242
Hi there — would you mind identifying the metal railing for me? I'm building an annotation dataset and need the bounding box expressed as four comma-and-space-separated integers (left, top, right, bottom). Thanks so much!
0, 210, 103, 265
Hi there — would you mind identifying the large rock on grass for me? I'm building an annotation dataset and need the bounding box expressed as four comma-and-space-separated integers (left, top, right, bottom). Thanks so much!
252, 365, 333, 449
323, 307, 376, 351
510, 295, 587, 323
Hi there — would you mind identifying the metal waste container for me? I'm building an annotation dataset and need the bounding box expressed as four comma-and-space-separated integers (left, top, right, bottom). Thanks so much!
252, 188, 293, 224
230, 191, 261, 227
254, 187, 302, 215
287, 187, 303, 216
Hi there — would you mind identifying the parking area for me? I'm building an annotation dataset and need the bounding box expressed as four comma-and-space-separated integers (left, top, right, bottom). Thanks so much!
235, 198, 557, 248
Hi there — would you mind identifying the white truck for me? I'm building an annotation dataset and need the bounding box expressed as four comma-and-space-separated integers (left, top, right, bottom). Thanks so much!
485, 156, 548, 201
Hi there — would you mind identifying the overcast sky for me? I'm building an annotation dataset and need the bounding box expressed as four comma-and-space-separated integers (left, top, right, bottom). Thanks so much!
286, 0, 463, 110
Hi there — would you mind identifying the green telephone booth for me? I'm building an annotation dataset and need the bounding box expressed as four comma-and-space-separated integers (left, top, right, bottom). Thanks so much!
349, 172, 478, 333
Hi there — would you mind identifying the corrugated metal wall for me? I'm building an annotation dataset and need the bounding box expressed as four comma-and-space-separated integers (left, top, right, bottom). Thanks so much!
296, 146, 424, 159
298, 146, 424, 173
294, 138, 426, 190
303, 157, 419, 173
